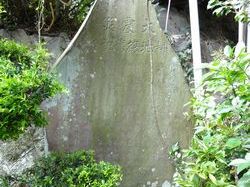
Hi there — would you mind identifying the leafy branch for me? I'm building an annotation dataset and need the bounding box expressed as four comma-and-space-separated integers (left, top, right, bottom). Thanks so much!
208, 0, 250, 22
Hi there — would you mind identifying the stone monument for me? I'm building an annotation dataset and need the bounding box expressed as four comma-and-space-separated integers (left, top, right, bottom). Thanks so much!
45, 0, 192, 186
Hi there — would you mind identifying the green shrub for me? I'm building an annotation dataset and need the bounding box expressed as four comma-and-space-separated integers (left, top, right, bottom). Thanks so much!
19, 150, 122, 187
0, 39, 63, 140
172, 46, 250, 186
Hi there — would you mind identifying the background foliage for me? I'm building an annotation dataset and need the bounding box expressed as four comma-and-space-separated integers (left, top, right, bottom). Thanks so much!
0, 0, 93, 33
0, 39, 63, 140
208, 0, 250, 22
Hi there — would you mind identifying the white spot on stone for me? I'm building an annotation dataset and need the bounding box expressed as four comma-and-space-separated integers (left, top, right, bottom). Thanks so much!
147, 181, 151, 185
80, 93, 86, 98
177, 153, 181, 158
171, 56, 178, 64
162, 133, 167, 139
151, 181, 158, 187
151, 168, 156, 172
87, 112, 91, 116
90, 73, 95, 79
162, 180, 171, 187
69, 118, 72, 122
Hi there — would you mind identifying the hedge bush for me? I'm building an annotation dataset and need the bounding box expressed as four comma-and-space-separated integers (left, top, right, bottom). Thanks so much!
0, 39, 63, 140
18, 150, 122, 187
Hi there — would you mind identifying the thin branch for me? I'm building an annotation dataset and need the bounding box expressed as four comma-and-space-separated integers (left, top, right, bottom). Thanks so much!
45, 2, 55, 32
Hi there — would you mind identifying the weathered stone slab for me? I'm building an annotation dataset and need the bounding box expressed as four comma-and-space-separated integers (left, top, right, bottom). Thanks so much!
44, 0, 192, 186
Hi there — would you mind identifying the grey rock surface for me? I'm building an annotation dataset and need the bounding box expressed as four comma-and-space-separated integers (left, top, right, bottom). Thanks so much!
44, 0, 193, 186
0, 29, 69, 63
155, 5, 227, 63
0, 128, 44, 176
155, 4, 227, 85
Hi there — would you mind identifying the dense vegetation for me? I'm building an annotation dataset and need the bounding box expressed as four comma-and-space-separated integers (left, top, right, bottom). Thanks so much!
171, 44, 250, 186
0, 39, 63, 140
0, 0, 93, 34
0, 150, 122, 187
168, 1, 250, 186
172, 2, 250, 183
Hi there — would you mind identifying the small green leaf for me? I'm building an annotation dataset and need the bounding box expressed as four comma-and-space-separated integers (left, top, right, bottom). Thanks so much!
213, 7, 225, 16
224, 45, 232, 58
238, 170, 250, 187
230, 158, 250, 174
225, 138, 242, 149
209, 174, 217, 184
